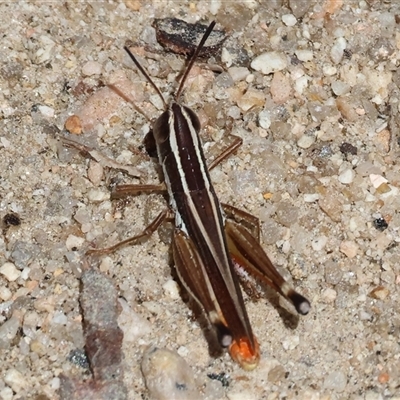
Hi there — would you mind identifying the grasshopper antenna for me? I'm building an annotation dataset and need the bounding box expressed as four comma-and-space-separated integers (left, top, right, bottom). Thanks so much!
124, 45, 168, 110
175, 20, 216, 102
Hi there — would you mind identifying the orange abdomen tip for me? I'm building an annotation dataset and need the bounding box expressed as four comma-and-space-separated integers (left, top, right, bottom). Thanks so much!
229, 336, 260, 371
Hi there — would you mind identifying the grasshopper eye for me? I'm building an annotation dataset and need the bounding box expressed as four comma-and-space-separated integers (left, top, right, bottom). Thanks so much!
183, 106, 201, 133
153, 110, 171, 143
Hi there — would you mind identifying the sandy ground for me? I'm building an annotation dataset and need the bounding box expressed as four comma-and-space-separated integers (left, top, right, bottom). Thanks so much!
1, 1, 400, 399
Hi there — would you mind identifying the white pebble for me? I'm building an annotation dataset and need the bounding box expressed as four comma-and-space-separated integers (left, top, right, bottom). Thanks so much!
282, 14, 297, 26
162, 279, 180, 300
340, 240, 359, 258
331, 80, 350, 96
370, 174, 388, 189
38, 105, 55, 119
209, 0, 221, 15
65, 234, 85, 250
87, 189, 110, 202
228, 391, 257, 400
4, 368, 28, 393
82, 60, 102, 76
221, 47, 233, 67
228, 66, 250, 82
0, 387, 13, 400
311, 236, 327, 251
141, 347, 201, 400
297, 134, 315, 149
87, 160, 104, 186
251, 52, 288, 75
20, 267, 30, 281
323, 370, 347, 392
338, 168, 355, 184
118, 298, 152, 342
0, 286, 12, 301
330, 37, 347, 64
295, 49, 313, 62
323, 65, 337, 76
282, 335, 299, 350
0, 262, 21, 282
99, 256, 114, 273
303, 193, 319, 202
295, 75, 309, 95
52, 311, 68, 325
258, 110, 271, 129
321, 288, 337, 303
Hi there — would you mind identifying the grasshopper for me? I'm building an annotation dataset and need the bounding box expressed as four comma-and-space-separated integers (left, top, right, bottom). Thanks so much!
87, 20, 310, 370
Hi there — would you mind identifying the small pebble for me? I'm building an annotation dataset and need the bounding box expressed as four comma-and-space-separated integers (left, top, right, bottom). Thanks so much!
251, 52, 288, 75
258, 110, 271, 129
65, 115, 82, 134
236, 89, 265, 112
228, 66, 249, 82
118, 298, 152, 342
87, 189, 110, 202
88, 160, 104, 186
0, 314, 21, 349
369, 286, 389, 300
0, 261, 21, 282
124, 0, 141, 11
297, 134, 315, 149
295, 49, 313, 62
141, 347, 201, 400
82, 60, 102, 76
162, 279, 180, 300
270, 71, 291, 104
323, 370, 347, 392
38, 105, 55, 119
303, 193, 319, 202
331, 80, 350, 96
369, 174, 388, 189
282, 14, 297, 27
4, 368, 28, 393
311, 235, 327, 251
65, 234, 85, 250
321, 288, 337, 303
338, 168, 355, 184
0, 387, 13, 400
330, 37, 347, 64
339, 240, 358, 258
0, 286, 12, 301
282, 335, 299, 350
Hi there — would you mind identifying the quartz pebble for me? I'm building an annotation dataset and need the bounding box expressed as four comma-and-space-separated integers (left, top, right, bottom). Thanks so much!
4, 368, 28, 393
118, 298, 152, 342
236, 89, 265, 111
339, 240, 358, 258
297, 134, 315, 149
330, 37, 347, 64
295, 49, 313, 62
82, 60, 102, 76
0, 314, 21, 349
0, 261, 21, 281
270, 71, 291, 104
251, 52, 288, 75
282, 14, 297, 27
323, 370, 347, 392
321, 288, 337, 303
88, 160, 104, 186
162, 279, 180, 300
228, 66, 249, 82
338, 168, 355, 184
331, 80, 350, 96
65, 234, 85, 250
141, 347, 201, 400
